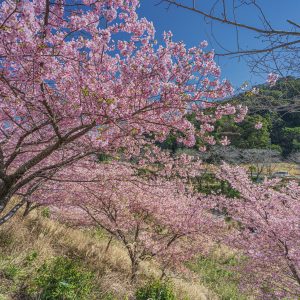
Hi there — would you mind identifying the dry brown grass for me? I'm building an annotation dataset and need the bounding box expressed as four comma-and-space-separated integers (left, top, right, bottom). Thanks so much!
0, 205, 217, 300
242, 162, 300, 176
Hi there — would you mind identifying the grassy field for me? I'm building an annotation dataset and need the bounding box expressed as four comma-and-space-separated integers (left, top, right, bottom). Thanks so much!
0, 206, 232, 300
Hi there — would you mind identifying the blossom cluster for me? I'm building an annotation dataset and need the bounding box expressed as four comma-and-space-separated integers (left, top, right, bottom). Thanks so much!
31, 158, 216, 279
208, 163, 300, 298
0, 0, 246, 221
267, 73, 279, 87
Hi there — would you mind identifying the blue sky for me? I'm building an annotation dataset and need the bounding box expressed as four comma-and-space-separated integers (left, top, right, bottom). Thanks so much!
138, 1, 300, 89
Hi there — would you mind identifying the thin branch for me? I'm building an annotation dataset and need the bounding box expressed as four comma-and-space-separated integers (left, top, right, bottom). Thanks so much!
163, 0, 300, 37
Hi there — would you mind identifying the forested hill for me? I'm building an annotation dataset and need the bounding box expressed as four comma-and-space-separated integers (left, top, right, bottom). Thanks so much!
160, 77, 300, 159
225, 76, 300, 156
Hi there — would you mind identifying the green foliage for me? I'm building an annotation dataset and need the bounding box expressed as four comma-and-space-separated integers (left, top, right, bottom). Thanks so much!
269, 143, 282, 152
192, 173, 240, 197
100, 293, 118, 300
97, 152, 112, 162
2, 264, 22, 280
158, 133, 180, 154
30, 256, 94, 300
234, 77, 300, 156
238, 115, 271, 149
159, 77, 300, 157
136, 280, 176, 300
282, 127, 300, 154
136, 167, 155, 177
41, 207, 51, 218
25, 251, 38, 264
188, 255, 247, 300
214, 114, 272, 149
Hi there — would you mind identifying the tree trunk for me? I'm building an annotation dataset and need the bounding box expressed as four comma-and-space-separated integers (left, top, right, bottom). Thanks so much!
105, 236, 113, 253
160, 269, 166, 280
0, 189, 11, 214
130, 259, 139, 283
0, 199, 25, 226
0, 188, 27, 226
22, 201, 32, 217
22, 201, 41, 217
288, 262, 300, 286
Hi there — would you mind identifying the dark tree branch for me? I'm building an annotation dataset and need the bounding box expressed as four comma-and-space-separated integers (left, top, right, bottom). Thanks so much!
162, 0, 300, 37
0, 199, 26, 226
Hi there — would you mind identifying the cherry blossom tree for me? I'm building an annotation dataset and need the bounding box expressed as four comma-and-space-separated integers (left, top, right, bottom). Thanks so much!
28, 151, 300, 294
0, 0, 246, 225
209, 163, 300, 298
30, 158, 216, 282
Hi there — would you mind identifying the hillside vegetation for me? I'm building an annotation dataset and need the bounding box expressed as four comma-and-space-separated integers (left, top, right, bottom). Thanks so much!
160, 77, 300, 160
1, 1, 299, 299
0, 205, 246, 300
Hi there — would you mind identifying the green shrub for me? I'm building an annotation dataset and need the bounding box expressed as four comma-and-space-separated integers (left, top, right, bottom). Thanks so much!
31, 256, 94, 300
188, 255, 247, 300
135, 280, 176, 300
25, 251, 38, 264
97, 152, 112, 162
41, 207, 51, 218
101, 293, 118, 300
91, 227, 109, 240
192, 173, 240, 197
2, 264, 22, 280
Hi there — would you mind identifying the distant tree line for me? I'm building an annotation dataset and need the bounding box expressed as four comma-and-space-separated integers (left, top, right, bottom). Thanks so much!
159, 77, 300, 159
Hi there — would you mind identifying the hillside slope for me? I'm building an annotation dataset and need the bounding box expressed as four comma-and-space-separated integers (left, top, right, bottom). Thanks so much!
0, 207, 218, 300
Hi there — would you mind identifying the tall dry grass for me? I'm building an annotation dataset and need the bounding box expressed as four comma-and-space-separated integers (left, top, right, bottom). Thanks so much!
0, 204, 217, 300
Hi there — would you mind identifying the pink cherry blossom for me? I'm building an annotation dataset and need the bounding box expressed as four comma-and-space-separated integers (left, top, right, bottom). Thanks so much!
267, 73, 279, 87
31, 158, 216, 281
0, 0, 246, 224
254, 122, 263, 129
207, 163, 300, 298
220, 136, 230, 146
